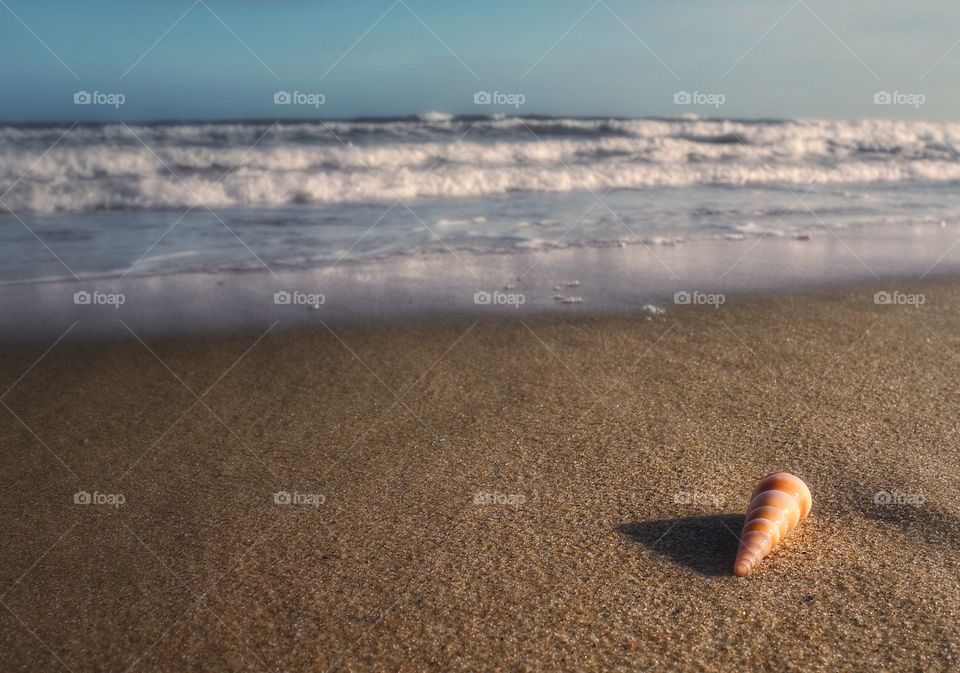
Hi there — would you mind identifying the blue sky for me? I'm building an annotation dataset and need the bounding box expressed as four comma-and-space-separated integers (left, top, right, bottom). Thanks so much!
1, 0, 959, 121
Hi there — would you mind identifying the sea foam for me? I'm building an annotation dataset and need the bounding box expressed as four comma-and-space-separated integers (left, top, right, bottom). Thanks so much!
4, 117, 960, 214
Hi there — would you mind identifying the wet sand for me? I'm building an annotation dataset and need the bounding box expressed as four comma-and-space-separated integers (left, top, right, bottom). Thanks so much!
1, 280, 959, 671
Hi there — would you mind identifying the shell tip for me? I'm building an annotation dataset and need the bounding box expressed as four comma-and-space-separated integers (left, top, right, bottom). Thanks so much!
733, 561, 751, 577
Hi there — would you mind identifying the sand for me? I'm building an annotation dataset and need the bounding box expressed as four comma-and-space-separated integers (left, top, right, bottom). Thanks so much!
2, 280, 959, 672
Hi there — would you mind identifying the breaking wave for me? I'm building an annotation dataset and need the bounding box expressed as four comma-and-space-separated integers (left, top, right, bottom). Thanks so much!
4, 116, 960, 214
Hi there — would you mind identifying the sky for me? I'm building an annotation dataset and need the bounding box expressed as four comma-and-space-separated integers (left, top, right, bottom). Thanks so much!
1, 0, 959, 122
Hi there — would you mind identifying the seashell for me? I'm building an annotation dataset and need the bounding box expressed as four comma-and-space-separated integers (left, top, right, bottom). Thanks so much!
734, 472, 811, 577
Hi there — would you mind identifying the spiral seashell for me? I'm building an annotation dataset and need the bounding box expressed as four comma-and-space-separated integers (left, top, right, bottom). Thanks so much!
733, 472, 812, 577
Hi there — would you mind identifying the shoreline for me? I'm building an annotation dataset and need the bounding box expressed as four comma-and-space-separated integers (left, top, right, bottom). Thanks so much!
3, 229, 960, 343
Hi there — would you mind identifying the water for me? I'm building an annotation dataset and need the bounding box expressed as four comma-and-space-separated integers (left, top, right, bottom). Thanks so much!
3, 115, 960, 284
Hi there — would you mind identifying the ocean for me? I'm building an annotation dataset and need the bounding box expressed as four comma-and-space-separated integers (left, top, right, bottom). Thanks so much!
4, 115, 960, 286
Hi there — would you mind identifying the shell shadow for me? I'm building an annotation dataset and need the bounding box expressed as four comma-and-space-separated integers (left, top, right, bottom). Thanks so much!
617, 514, 744, 576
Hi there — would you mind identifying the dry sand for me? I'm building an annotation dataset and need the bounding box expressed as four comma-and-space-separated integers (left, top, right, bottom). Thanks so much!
2, 281, 959, 672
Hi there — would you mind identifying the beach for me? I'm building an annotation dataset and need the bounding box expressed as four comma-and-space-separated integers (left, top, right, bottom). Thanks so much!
6, 0, 960, 668
2, 279, 958, 672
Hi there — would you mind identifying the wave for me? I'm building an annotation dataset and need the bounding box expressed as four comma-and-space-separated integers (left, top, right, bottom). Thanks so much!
4, 117, 960, 214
